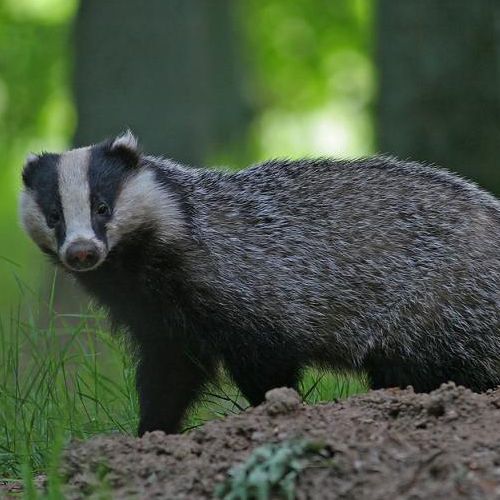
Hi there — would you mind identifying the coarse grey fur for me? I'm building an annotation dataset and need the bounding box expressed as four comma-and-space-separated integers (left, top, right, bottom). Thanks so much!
19, 134, 500, 434
176, 155, 500, 385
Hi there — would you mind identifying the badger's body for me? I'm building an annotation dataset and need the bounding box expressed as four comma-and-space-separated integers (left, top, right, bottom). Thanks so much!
20, 132, 500, 435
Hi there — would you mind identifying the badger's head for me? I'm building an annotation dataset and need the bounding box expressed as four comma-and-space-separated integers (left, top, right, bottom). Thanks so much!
20, 131, 182, 272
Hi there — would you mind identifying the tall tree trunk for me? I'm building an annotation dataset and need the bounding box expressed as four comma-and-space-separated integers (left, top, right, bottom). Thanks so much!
377, 0, 500, 195
73, 0, 251, 165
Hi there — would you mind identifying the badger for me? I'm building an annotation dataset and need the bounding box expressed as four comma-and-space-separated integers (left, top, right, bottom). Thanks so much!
19, 131, 500, 435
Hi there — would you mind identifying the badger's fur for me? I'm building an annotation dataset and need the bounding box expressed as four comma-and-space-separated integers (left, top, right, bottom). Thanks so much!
20, 132, 500, 435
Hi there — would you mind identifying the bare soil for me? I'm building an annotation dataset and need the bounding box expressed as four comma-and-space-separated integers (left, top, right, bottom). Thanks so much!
60, 384, 500, 499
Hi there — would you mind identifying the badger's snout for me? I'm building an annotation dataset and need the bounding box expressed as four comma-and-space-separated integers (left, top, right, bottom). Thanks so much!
64, 240, 102, 271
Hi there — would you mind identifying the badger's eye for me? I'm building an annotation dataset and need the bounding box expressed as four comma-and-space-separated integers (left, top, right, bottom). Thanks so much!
95, 202, 110, 216
47, 209, 60, 226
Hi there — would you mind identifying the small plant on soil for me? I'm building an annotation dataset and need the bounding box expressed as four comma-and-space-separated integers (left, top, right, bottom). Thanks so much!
216, 439, 332, 500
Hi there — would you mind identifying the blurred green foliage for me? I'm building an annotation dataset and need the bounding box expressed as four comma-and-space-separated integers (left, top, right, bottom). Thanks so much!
0, 0, 77, 307
241, 0, 373, 159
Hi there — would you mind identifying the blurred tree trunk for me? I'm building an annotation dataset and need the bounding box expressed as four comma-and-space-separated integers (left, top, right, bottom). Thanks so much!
73, 0, 251, 165
377, 0, 500, 195
53, 0, 251, 315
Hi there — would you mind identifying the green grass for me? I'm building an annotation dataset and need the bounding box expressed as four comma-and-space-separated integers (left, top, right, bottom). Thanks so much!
0, 271, 367, 493
0, 272, 137, 481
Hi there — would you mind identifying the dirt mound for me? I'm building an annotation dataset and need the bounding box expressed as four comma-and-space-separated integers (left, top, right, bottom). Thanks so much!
61, 384, 500, 499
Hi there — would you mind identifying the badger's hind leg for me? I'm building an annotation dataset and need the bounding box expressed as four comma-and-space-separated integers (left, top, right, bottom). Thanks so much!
223, 350, 301, 406
364, 354, 500, 393
364, 359, 438, 392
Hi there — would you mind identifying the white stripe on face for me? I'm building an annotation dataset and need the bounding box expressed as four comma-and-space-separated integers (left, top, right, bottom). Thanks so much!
19, 190, 57, 253
58, 147, 94, 245
57, 148, 107, 269
106, 169, 185, 249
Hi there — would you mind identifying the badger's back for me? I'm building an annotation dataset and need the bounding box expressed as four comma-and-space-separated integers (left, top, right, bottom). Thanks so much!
184, 156, 500, 377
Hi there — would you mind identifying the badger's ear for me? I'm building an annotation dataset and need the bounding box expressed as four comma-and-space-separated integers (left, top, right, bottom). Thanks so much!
25, 153, 39, 165
22, 153, 40, 188
110, 130, 139, 166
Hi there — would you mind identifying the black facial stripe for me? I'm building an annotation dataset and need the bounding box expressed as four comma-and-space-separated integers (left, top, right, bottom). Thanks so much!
88, 141, 136, 245
23, 153, 66, 248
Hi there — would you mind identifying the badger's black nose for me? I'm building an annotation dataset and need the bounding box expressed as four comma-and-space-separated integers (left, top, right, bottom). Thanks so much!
65, 241, 99, 270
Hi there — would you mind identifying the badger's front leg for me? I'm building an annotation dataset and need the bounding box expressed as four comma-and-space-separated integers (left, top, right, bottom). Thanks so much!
135, 339, 214, 436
